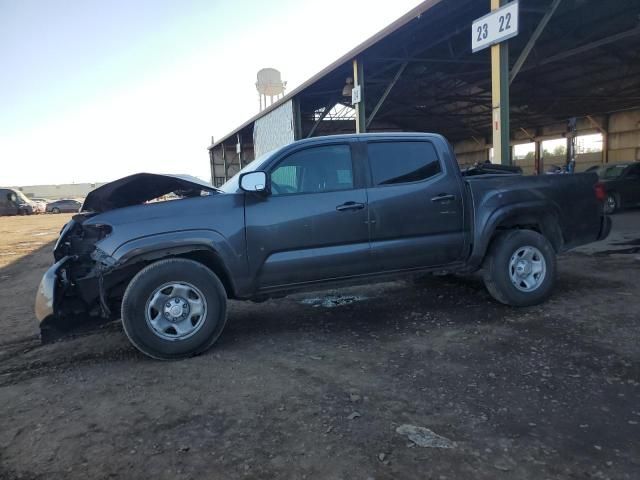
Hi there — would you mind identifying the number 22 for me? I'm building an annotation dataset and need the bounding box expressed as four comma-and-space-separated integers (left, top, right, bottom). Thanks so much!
499, 12, 512, 32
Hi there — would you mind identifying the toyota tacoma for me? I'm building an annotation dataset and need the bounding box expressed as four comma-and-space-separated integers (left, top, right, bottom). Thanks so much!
35, 133, 611, 359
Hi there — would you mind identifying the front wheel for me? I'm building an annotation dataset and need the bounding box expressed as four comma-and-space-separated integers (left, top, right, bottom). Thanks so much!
51, 207, 60, 214
482, 230, 556, 307
121, 258, 227, 360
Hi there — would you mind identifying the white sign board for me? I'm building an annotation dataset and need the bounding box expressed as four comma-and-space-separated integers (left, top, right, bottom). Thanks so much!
472, 1, 519, 53
351, 85, 361, 105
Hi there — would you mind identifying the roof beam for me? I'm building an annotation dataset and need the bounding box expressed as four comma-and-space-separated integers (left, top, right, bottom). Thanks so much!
510, 0, 563, 85
306, 98, 338, 138
366, 62, 407, 129
523, 26, 640, 72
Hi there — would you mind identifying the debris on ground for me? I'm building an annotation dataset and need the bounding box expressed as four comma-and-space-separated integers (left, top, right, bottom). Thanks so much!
395, 424, 455, 448
299, 294, 368, 308
347, 412, 361, 420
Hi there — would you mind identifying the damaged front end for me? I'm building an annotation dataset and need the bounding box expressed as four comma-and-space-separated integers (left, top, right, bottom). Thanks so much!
35, 215, 124, 342
35, 172, 219, 342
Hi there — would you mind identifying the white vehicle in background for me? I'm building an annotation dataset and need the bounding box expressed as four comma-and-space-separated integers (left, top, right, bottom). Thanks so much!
30, 198, 48, 214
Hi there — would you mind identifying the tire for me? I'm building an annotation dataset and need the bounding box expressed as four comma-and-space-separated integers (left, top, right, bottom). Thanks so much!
51, 207, 60, 214
482, 230, 556, 307
121, 258, 227, 360
603, 193, 618, 214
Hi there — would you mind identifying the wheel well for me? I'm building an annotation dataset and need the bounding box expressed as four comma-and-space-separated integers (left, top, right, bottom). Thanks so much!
107, 248, 236, 303
492, 214, 563, 252
176, 249, 236, 299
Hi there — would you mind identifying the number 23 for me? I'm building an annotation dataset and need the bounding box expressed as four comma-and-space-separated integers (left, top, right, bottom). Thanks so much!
476, 23, 488, 42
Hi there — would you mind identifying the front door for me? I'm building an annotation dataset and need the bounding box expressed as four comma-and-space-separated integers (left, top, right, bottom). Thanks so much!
365, 139, 465, 271
245, 142, 371, 289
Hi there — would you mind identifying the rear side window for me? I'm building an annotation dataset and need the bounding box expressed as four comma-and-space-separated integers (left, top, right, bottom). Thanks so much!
368, 141, 441, 186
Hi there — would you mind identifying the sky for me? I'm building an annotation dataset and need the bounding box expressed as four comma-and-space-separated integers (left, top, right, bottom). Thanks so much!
1, 0, 424, 186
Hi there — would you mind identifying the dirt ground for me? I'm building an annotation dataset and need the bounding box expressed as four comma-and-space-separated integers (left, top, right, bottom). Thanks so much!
0, 213, 639, 480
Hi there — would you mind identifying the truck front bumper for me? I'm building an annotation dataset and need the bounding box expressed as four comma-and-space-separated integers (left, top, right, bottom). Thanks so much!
34, 256, 71, 323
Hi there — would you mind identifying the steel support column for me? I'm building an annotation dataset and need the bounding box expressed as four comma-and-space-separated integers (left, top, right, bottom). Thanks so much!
209, 137, 215, 185
490, 0, 510, 165
534, 139, 542, 175
292, 97, 303, 140
237, 134, 243, 170
221, 143, 227, 182
353, 58, 366, 133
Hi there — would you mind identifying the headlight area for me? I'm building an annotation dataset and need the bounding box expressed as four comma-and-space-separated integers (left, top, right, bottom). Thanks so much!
46, 223, 122, 334
43, 220, 149, 341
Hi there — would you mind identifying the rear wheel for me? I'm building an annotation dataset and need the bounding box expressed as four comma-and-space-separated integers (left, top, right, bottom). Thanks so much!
604, 193, 618, 214
121, 258, 227, 359
482, 230, 556, 307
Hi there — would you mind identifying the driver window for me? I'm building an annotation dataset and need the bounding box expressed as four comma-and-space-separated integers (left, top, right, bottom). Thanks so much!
270, 144, 353, 196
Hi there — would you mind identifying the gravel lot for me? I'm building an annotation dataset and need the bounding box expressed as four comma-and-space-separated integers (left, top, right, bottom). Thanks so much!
1, 212, 639, 479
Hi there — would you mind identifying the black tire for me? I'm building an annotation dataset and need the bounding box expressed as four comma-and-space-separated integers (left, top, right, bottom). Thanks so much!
482, 230, 556, 307
51, 207, 60, 214
121, 258, 227, 360
604, 193, 618, 214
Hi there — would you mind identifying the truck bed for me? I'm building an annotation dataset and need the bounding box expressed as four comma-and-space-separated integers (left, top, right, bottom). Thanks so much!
465, 172, 604, 254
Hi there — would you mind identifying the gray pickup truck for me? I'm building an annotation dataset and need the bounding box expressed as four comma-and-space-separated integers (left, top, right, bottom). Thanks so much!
35, 133, 610, 359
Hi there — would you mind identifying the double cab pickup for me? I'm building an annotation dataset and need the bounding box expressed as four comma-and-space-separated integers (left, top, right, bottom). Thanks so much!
36, 133, 610, 359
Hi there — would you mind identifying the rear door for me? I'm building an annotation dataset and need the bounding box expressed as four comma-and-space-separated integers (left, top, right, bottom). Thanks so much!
365, 139, 465, 271
245, 142, 371, 289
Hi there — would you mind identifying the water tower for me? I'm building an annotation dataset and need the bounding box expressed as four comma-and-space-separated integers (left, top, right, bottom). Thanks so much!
256, 68, 287, 111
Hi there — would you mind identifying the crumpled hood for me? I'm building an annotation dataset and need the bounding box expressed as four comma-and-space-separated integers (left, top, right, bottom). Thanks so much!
82, 173, 219, 213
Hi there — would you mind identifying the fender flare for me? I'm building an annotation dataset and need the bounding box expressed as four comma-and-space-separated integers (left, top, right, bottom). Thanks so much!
468, 201, 564, 269
110, 229, 244, 296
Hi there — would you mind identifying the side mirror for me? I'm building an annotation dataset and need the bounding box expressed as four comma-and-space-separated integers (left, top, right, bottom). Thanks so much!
239, 171, 268, 193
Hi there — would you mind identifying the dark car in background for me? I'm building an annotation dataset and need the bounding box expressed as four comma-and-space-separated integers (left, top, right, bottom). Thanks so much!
46, 199, 82, 214
596, 163, 640, 213
0, 188, 35, 216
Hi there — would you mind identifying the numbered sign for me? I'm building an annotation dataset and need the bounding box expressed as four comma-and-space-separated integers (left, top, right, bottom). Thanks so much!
472, 1, 519, 53
351, 85, 362, 105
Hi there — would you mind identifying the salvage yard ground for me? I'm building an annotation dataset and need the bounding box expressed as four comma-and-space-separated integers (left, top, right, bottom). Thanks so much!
1, 213, 639, 479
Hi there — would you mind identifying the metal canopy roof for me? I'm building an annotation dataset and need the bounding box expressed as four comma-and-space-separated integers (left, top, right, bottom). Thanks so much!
212, 0, 640, 148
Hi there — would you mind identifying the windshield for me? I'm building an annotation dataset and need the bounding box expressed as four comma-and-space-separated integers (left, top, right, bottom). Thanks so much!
13, 190, 32, 204
218, 149, 277, 193
597, 165, 628, 179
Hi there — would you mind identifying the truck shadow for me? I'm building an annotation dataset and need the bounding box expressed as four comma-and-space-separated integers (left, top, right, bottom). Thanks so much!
0, 240, 57, 347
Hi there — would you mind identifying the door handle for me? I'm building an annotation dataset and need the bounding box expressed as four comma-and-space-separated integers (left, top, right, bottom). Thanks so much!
336, 201, 365, 212
431, 194, 456, 203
